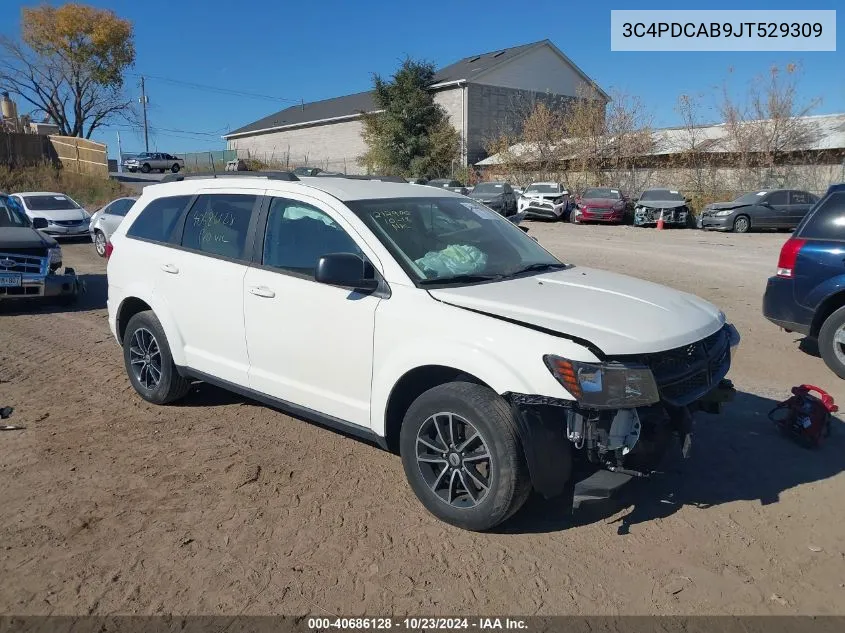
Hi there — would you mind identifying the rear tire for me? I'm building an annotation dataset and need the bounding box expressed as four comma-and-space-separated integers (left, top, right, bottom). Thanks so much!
733, 215, 751, 233
171, 163, 180, 173
123, 310, 191, 404
818, 306, 845, 379
400, 381, 530, 531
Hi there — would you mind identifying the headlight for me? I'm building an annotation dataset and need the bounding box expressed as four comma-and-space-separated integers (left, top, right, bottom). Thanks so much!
48, 246, 62, 264
544, 355, 660, 409
714, 210, 733, 217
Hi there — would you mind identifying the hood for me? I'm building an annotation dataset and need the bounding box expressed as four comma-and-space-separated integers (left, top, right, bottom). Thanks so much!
27, 208, 88, 222
637, 199, 687, 209
580, 197, 621, 208
524, 191, 563, 200
428, 267, 724, 356
0, 226, 57, 249
706, 201, 747, 211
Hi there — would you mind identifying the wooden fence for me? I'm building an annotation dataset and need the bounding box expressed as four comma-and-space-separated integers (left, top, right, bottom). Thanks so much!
0, 132, 108, 177
48, 135, 108, 177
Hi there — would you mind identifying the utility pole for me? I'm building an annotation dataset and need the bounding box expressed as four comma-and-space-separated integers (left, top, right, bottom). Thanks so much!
140, 76, 149, 153
116, 131, 123, 174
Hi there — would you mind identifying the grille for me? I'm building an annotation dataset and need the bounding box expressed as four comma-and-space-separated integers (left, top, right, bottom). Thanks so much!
589, 207, 612, 214
53, 219, 86, 227
0, 250, 47, 275
647, 326, 731, 406
0, 286, 41, 296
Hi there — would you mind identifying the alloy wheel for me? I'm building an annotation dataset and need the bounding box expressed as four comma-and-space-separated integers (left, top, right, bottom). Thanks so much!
129, 327, 162, 390
415, 412, 492, 508
833, 326, 845, 368
94, 231, 106, 256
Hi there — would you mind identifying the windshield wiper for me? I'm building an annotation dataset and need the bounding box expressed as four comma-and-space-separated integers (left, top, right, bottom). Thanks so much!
504, 262, 568, 277
419, 273, 503, 286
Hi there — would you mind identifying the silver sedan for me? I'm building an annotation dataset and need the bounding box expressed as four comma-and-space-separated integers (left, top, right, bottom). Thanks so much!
89, 196, 137, 256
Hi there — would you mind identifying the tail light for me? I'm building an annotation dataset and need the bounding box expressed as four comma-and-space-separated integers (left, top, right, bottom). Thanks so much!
104, 240, 114, 260
776, 238, 806, 278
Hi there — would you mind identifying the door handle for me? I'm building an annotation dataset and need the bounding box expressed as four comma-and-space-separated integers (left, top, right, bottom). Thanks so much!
161, 263, 179, 274
248, 285, 275, 298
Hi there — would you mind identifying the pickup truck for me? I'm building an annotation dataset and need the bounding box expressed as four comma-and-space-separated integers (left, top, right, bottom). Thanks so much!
123, 152, 185, 174
0, 193, 82, 305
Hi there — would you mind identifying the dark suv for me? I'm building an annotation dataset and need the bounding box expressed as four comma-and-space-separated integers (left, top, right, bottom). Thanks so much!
763, 183, 845, 376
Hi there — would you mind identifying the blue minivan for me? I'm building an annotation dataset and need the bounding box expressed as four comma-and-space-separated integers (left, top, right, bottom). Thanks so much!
763, 183, 845, 377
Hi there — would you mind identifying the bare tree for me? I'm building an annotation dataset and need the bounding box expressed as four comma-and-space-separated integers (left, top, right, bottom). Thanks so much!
720, 64, 821, 189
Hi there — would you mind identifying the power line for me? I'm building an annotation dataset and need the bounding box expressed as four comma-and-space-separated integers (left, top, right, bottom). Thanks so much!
129, 72, 299, 104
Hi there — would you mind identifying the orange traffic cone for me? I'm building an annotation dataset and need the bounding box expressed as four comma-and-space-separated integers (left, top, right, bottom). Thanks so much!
656, 210, 665, 230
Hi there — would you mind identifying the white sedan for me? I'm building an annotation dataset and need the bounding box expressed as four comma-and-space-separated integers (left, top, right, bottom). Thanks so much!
10, 192, 91, 237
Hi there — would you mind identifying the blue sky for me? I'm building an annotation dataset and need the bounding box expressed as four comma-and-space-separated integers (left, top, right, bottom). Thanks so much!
1, 0, 841, 157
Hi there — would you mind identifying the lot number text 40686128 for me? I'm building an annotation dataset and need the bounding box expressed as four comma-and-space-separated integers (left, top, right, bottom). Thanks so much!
307, 617, 528, 630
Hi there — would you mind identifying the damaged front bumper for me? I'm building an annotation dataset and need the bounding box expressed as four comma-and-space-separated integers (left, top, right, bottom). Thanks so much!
505, 324, 740, 504
634, 206, 689, 226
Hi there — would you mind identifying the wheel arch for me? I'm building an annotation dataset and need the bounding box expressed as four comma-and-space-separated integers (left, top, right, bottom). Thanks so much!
811, 290, 845, 338
382, 365, 488, 453
115, 293, 187, 366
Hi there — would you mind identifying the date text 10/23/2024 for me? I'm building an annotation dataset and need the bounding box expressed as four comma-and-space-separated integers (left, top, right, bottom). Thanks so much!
307, 617, 528, 631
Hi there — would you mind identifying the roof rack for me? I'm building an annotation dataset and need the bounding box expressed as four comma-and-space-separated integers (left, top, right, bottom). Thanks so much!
314, 173, 407, 183
160, 170, 300, 183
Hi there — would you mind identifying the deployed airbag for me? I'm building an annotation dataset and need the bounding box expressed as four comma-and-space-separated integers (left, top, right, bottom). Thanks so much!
415, 244, 487, 278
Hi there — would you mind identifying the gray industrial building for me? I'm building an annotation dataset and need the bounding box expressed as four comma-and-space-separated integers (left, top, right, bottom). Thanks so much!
223, 39, 608, 175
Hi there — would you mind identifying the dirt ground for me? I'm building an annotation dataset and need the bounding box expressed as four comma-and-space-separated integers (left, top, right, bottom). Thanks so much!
1, 223, 844, 616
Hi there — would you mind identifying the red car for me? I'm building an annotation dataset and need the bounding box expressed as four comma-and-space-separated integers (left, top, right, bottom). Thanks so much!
572, 187, 627, 224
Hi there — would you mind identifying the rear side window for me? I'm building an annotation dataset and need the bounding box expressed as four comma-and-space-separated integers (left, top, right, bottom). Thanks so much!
181, 194, 257, 260
790, 191, 811, 205
126, 195, 192, 243
798, 192, 845, 240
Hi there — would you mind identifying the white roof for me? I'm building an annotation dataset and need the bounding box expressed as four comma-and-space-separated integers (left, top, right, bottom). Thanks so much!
142, 176, 466, 202
477, 112, 845, 166
14, 191, 69, 197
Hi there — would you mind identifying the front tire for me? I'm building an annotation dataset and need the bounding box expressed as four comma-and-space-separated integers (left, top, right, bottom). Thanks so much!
733, 215, 751, 233
140, 163, 151, 174
94, 230, 107, 257
818, 306, 845, 378
123, 310, 191, 404
400, 382, 530, 531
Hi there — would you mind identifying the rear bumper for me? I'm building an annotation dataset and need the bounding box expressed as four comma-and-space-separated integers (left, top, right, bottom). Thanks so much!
762, 275, 812, 335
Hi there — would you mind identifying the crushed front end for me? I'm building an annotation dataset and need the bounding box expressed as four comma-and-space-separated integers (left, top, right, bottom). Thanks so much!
506, 323, 740, 506
634, 205, 690, 227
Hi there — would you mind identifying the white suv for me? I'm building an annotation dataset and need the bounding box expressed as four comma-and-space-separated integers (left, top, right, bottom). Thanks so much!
106, 173, 740, 531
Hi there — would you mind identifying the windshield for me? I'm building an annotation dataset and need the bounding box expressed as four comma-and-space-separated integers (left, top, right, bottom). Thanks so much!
347, 197, 563, 285
640, 189, 683, 201
472, 183, 505, 194
23, 194, 80, 211
583, 188, 621, 199
525, 184, 560, 194
733, 191, 768, 204
0, 196, 30, 227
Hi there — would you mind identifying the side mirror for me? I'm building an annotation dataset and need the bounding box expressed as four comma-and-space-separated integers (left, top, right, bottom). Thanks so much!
32, 217, 48, 229
315, 253, 379, 292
